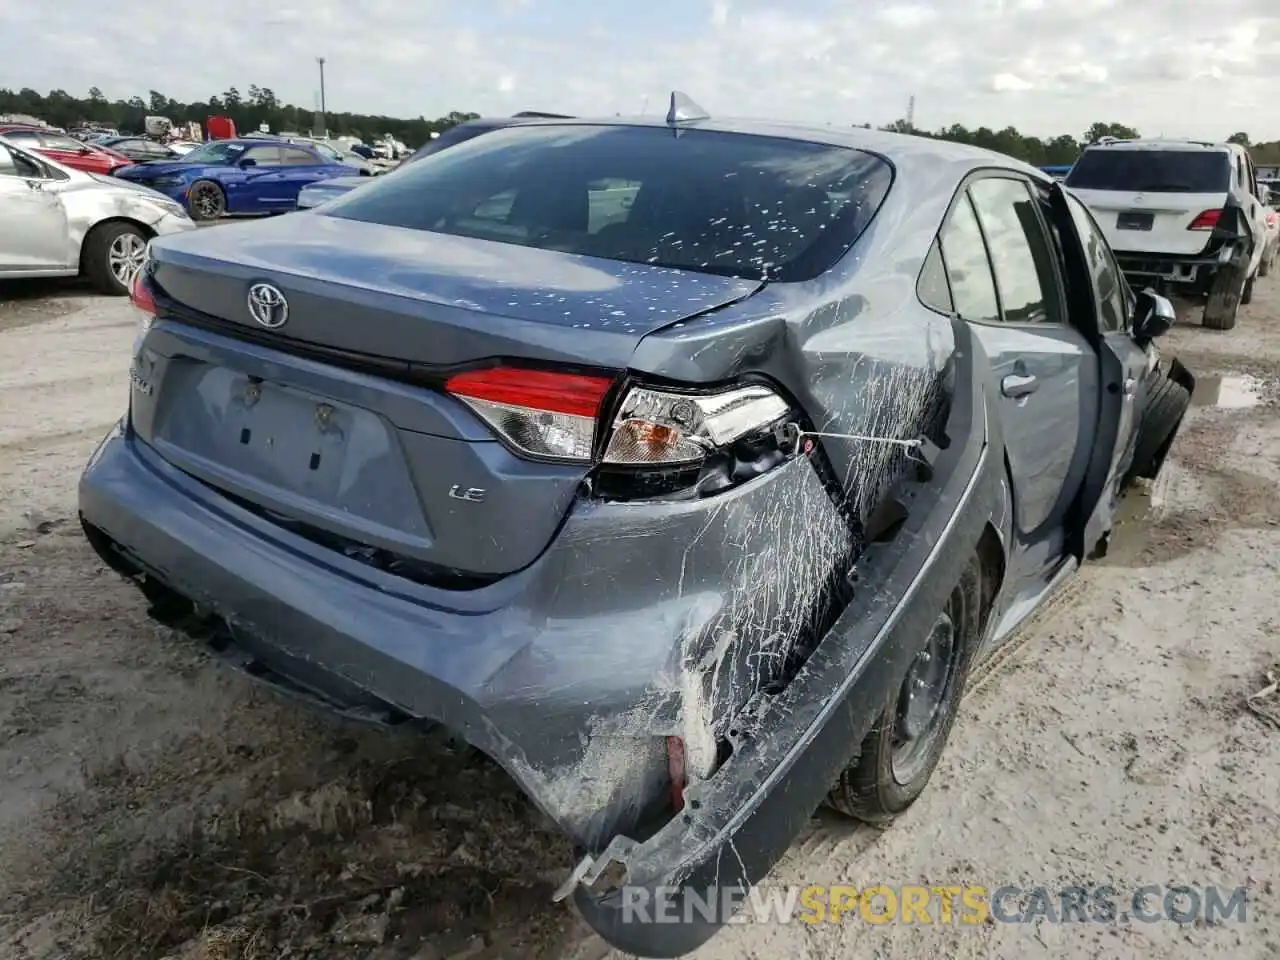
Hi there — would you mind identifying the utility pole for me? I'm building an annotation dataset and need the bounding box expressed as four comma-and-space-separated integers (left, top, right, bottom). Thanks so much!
906, 94, 915, 131
316, 57, 327, 137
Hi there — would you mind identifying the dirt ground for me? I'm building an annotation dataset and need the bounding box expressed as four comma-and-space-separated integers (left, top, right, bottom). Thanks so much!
2, 275, 1279, 960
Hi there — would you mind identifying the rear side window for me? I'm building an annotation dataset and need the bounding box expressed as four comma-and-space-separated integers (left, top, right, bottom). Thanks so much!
917, 240, 953, 314
282, 147, 318, 165
1065, 149, 1230, 193
939, 194, 1000, 324
324, 124, 894, 282
244, 146, 284, 166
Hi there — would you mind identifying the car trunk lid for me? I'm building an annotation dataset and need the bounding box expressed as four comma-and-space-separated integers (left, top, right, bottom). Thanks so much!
135, 216, 762, 580
149, 213, 762, 370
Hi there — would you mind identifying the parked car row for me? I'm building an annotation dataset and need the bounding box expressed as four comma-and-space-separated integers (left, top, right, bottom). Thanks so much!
0, 123, 132, 174
66, 94, 1197, 958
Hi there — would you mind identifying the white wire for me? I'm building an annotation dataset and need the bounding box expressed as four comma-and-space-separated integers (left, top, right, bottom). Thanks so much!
796, 430, 923, 449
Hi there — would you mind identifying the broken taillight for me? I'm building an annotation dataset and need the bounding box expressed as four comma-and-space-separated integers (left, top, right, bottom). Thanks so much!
1188, 209, 1222, 231
444, 366, 616, 462
603, 384, 791, 466
445, 368, 799, 496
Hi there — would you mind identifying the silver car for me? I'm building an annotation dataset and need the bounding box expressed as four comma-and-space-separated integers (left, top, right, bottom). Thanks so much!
0, 133, 195, 295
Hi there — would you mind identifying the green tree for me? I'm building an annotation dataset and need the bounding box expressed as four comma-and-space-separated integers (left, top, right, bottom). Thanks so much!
1227, 131, 1250, 146
1083, 122, 1140, 144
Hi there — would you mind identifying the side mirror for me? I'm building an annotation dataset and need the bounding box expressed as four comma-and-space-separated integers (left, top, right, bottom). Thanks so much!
238, 157, 257, 168
1133, 288, 1175, 344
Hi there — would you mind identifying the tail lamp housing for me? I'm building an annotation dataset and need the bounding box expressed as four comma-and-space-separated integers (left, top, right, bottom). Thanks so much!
444, 366, 798, 498
1188, 209, 1222, 231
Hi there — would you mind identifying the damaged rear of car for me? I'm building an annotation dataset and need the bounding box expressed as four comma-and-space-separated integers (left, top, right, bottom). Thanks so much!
79, 107, 1188, 957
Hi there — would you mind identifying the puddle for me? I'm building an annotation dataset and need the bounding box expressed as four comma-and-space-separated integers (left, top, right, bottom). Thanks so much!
1191, 374, 1264, 409
1101, 462, 1206, 568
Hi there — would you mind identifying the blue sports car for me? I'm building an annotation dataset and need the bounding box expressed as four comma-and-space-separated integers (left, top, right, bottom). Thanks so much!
112, 138, 352, 221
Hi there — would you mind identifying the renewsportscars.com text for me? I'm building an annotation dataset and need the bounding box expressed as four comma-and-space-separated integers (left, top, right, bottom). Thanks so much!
620, 884, 1249, 926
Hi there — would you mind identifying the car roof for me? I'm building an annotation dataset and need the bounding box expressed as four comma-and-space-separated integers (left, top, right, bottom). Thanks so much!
480, 114, 1046, 178
210, 138, 295, 147
1082, 137, 1234, 154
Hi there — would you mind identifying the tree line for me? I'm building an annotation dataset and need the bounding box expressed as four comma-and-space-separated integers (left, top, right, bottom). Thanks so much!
3, 86, 1278, 163
0, 86, 478, 148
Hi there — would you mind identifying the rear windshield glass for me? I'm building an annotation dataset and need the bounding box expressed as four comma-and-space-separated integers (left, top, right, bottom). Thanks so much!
405, 123, 505, 163
1065, 149, 1230, 193
323, 124, 894, 281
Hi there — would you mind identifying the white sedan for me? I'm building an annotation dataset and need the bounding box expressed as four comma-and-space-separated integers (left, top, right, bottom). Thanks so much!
0, 134, 196, 295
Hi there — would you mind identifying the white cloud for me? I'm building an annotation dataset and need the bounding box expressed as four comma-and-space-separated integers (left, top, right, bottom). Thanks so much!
992, 73, 1034, 92
1, 0, 1278, 141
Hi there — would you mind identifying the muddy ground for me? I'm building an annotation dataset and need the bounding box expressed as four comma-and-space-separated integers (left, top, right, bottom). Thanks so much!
1, 275, 1278, 960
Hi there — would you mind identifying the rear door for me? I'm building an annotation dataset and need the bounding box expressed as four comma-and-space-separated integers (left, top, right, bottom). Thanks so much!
231, 145, 290, 211
1065, 147, 1231, 255
1051, 186, 1151, 552
275, 146, 344, 206
942, 175, 1098, 545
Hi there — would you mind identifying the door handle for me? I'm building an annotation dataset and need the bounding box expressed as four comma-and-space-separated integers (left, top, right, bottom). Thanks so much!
1001, 373, 1039, 399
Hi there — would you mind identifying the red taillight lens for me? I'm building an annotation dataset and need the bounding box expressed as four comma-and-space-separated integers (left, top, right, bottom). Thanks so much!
445, 366, 616, 462
1188, 209, 1221, 230
129, 269, 156, 315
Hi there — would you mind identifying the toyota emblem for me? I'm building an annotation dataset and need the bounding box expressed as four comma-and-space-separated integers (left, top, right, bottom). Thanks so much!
247, 282, 289, 329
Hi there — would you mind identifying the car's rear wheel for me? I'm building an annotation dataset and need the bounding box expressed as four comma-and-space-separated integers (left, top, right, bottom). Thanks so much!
826, 555, 982, 824
1203, 264, 1244, 331
1241, 273, 1256, 306
81, 221, 149, 296
187, 180, 226, 221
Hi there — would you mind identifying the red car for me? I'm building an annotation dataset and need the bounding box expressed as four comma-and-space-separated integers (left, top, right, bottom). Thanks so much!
0, 125, 131, 174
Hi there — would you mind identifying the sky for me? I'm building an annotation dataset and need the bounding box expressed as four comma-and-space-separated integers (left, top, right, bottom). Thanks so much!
2, 0, 1279, 141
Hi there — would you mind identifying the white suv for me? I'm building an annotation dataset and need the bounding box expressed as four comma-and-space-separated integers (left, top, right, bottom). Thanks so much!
1065, 138, 1269, 330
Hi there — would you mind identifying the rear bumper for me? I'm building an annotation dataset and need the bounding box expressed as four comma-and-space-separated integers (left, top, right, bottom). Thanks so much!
78, 418, 854, 851
1114, 249, 1230, 288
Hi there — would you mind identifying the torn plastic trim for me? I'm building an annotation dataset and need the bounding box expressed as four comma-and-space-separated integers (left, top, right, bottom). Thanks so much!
565, 327, 998, 957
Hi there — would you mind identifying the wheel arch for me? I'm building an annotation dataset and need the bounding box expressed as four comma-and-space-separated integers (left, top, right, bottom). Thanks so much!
78, 216, 156, 271
974, 521, 1006, 633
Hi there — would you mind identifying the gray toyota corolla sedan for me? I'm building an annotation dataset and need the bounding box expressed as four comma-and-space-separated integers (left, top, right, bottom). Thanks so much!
79, 94, 1192, 956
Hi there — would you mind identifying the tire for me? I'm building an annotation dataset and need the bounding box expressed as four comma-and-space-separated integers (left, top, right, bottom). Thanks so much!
1127, 369, 1192, 482
826, 555, 983, 824
81, 221, 149, 296
186, 180, 226, 221
1261, 248, 1272, 278
1241, 273, 1256, 305
1203, 265, 1244, 331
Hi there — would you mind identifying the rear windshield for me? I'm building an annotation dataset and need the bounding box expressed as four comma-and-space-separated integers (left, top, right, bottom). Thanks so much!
1065, 149, 1230, 193
323, 124, 894, 281
405, 122, 505, 163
